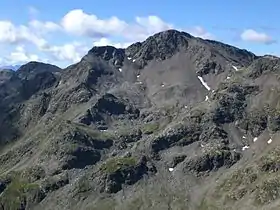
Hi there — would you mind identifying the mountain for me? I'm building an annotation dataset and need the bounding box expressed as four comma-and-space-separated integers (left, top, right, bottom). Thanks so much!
0, 64, 22, 71
1, 29, 280, 209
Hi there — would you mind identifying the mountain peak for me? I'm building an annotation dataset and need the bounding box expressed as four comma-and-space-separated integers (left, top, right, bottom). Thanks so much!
16, 61, 61, 79
152, 29, 192, 39
83, 46, 125, 67
125, 29, 191, 68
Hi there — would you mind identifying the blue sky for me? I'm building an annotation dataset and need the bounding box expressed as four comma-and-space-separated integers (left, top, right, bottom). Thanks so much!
0, 0, 279, 67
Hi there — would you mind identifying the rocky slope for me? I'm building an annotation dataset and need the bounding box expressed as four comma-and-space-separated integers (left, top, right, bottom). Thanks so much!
0, 29, 280, 209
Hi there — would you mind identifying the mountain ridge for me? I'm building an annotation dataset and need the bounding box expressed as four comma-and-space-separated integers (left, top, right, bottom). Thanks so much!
0, 29, 280, 209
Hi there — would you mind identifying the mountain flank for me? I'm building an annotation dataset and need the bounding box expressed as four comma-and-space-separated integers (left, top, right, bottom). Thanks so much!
1, 29, 280, 209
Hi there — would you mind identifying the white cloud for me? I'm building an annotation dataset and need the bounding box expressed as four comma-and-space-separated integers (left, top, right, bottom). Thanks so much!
60, 10, 173, 42
61, 9, 127, 37
0, 21, 47, 48
43, 42, 88, 63
93, 38, 132, 48
0, 9, 216, 67
4, 45, 39, 65
188, 26, 214, 39
241, 29, 276, 44
29, 20, 60, 33
132, 16, 173, 39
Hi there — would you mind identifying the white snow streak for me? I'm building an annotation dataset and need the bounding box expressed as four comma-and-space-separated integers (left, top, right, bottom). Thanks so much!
58, 80, 63, 86
201, 144, 205, 148
232, 65, 239, 71
242, 145, 250, 151
197, 76, 211, 91
253, 137, 258, 142
118, 68, 122, 72
267, 139, 273, 144
168, 168, 174, 172
205, 95, 209, 101
133, 59, 136, 62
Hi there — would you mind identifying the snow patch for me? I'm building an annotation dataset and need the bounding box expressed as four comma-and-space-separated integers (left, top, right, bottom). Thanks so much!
201, 144, 205, 148
242, 145, 250, 151
253, 137, 258, 142
184, 105, 188, 109
242, 136, 246, 139
197, 76, 211, 91
232, 65, 239, 71
212, 90, 215, 93
267, 139, 273, 144
128, 57, 132, 60
205, 95, 209, 101
227, 76, 231, 79
133, 59, 136, 62
168, 168, 174, 172
137, 75, 140, 78
161, 84, 165, 87
118, 68, 122, 72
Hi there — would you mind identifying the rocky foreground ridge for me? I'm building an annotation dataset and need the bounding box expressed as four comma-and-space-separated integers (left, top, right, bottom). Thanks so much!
0, 29, 280, 209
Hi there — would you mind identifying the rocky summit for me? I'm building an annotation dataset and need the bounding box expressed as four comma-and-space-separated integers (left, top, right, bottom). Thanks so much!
1, 29, 280, 210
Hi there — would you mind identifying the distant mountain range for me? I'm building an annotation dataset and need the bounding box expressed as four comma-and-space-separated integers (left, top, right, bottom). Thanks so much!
0, 64, 22, 71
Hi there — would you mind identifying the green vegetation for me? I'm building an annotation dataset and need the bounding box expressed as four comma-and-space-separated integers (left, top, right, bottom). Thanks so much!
197, 199, 220, 210
86, 198, 116, 210
258, 147, 280, 172
142, 122, 160, 134
219, 167, 258, 193
75, 175, 91, 194
76, 124, 115, 140
21, 165, 46, 182
255, 176, 280, 205
100, 157, 137, 173
0, 171, 43, 209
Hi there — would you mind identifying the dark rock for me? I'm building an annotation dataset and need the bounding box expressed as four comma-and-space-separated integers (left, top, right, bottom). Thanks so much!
64, 147, 101, 169
42, 174, 70, 193
199, 125, 228, 143
184, 149, 241, 175
94, 93, 140, 117
239, 110, 267, 136
151, 123, 201, 153
118, 129, 142, 143
126, 30, 190, 68
0, 181, 7, 194
16, 62, 61, 80
268, 113, 280, 132
169, 155, 187, 167
197, 61, 223, 76
20, 71, 57, 100
102, 156, 155, 193
87, 46, 125, 67
212, 84, 258, 124
247, 57, 280, 79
